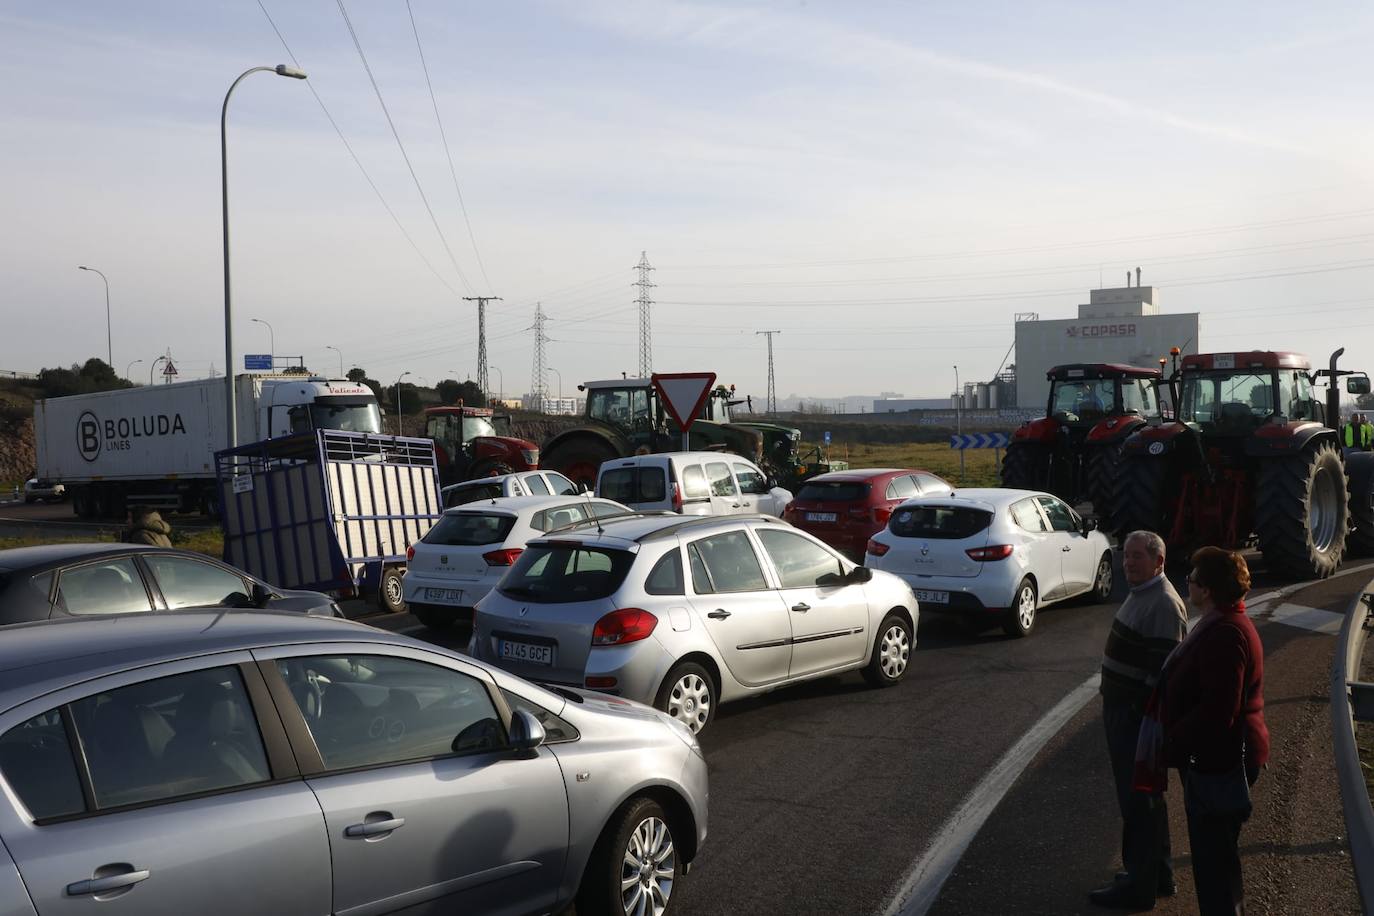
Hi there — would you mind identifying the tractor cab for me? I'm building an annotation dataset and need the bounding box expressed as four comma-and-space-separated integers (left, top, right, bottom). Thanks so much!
1175, 352, 1324, 440
583, 379, 670, 451
423, 405, 538, 487
1045, 364, 1161, 434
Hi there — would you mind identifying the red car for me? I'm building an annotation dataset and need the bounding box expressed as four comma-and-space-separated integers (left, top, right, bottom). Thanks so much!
783, 468, 953, 560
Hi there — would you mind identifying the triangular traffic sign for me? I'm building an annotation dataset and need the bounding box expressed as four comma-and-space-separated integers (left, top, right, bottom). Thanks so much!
652, 372, 717, 433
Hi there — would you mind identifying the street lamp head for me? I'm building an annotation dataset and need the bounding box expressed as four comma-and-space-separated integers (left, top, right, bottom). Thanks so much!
275, 64, 308, 80
78, 265, 89, 271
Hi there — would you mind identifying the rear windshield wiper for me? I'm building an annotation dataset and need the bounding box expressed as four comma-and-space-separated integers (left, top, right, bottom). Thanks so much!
539, 684, 586, 703
500, 585, 538, 598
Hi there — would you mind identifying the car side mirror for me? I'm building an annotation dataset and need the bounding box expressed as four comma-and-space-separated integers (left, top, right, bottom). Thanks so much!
766, 476, 778, 490
848, 566, 874, 584
250, 582, 273, 608
1348, 375, 1371, 395
453, 717, 504, 755
815, 571, 843, 587
507, 709, 546, 753
1080, 517, 1098, 535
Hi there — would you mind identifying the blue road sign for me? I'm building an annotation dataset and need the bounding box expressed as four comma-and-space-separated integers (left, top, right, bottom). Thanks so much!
950, 432, 1010, 450
244, 354, 273, 371
824, 431, 831, 445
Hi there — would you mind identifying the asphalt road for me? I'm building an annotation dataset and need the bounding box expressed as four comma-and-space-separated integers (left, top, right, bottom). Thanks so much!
369, 556, 1370, 916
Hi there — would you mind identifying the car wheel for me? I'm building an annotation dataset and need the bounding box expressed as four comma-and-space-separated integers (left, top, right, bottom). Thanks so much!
411, 605, 454, 630
654, 662, 716, 735
1090, 551, 1113, 603
862, 613, 912, 687
577, 796, 680, 916
378, 567, 407, 614
1003, 578, 1037, 638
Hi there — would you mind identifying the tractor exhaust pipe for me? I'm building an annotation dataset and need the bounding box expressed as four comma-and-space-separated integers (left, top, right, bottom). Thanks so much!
1328, 347, 1345, 431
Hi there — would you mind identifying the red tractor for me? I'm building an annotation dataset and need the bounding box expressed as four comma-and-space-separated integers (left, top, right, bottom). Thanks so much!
422, 405, 540, 488
1001, 363, 1165, 509
1106, 349, 1374, 579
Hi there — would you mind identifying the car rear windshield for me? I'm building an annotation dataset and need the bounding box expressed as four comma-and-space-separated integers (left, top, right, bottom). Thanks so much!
423, 513, 517, 547
498, 544, 635, 603
444, 483, 501, 507
796, 481, 871, 502
889, 506, 993, 539
599, 467, 667, 503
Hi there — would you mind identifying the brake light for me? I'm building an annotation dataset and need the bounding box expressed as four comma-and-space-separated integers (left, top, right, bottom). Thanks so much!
867, 538, 890, 557
671, 482, 683, 512
591, 608, 658, 646
482, 548, 524, 566
966, 545, 1014, 561
874, 506, 893, 524
406, 545, 415, 561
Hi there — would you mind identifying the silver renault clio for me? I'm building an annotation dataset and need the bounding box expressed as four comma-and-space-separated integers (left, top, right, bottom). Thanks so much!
0, 612, 706, 916
471, 514, 919, 734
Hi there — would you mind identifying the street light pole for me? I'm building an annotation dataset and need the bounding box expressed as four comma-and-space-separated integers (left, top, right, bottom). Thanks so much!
547, 367, 563, 400
394, 371, 411, 436
326, 346, 343, 377
223, 64, 307, 450
491, 366, 503, 404
149, 356, 166, 386
250, 318, 275, 365
77, 266, 112, 368
125, 359, 142, 380
954, 365, 964, 484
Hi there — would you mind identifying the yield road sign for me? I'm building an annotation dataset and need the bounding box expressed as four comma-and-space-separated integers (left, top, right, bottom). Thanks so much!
950, 432, 1010, 450
652, 372, 717, 433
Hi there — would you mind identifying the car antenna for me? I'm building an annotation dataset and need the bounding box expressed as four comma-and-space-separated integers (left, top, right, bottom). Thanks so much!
582, 485, 604, 534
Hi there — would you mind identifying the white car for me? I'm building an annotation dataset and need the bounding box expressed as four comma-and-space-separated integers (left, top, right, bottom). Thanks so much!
22, 477, 66, 503
404, 495, 631, 629
865, 488, 1113, 637
596, 451, 792, 517
441, 470, 582, 508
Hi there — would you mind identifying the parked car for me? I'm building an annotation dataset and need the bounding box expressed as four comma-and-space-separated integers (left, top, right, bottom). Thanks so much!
0, 544, 341, 624
783, 468, 952, 561
0, 612, 706, 916
404, 495, 633, 630
865, 488, 1114, 638
596, 451, 792, 517
471, 513, 917, 734
441, 470, 582, 508
22, 476, 65, 504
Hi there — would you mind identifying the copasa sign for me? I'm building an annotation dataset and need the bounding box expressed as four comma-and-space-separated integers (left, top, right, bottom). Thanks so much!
77, 410, 187, 462
1065, 323, 1137, 339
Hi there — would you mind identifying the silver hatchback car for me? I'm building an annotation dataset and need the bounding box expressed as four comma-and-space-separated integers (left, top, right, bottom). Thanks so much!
0, 612, 706, 916
471, 514, 919, 734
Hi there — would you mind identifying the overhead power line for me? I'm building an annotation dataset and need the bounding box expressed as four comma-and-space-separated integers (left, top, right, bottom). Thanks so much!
405, 0, 494, 293
335, 0, 474, 295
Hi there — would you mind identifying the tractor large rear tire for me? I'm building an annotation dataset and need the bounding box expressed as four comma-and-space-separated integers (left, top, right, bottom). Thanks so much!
1345, 452, 1374, 558
1255, 441, 1348, 579
1106, 455, 1169, 540
1001, 443, 1047, 491
541, 437, 619, 490
1085, 442, 1125, 516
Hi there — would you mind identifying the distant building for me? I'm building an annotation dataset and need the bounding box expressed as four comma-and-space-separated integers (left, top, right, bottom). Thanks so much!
1014, 283, 1199, 408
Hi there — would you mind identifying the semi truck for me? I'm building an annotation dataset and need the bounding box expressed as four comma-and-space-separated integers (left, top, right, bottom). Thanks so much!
33, 374, 382, 518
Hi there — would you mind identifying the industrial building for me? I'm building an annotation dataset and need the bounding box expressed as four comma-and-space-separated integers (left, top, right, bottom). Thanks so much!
1013, 280, 1199, 408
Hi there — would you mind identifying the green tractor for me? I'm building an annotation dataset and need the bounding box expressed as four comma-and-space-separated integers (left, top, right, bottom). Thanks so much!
540, 378, 764, 487
731, 419, 850, 491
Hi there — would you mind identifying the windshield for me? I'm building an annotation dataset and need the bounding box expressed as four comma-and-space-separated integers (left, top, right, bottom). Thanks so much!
1121, 379, 1155, 415
1180, 370, 1276, 431
588, 388, 652, 429
1048, 379, 1115, 422
423, 513, 516, 546
311, 399, 382, 433
499, 544, 635, 603
889, 506, 993, 539
797, 482, 870, 503
463, 416, 497, 439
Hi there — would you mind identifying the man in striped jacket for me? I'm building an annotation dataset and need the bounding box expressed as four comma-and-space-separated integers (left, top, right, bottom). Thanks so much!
1090, 530, 1188, 910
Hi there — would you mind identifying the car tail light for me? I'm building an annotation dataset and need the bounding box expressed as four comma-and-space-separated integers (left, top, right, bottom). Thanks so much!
866, 538, 890, 557
482, 548, 524, 566
591, 608, 658, 646
966, 545, 1014, 561
406, 545, 415, 561
585, 676, 618, 689
671, 482, 683, 513
874, 506, 893, 524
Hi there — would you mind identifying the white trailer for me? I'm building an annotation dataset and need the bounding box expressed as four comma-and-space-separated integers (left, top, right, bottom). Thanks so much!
34, 374, 381, 517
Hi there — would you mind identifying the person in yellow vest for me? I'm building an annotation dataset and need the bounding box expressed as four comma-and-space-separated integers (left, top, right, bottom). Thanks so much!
1362, 413, 1374, 450
1346, 414, 1364, 450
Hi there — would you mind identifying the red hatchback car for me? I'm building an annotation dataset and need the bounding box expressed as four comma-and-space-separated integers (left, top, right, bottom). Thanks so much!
783, 468, 953, 560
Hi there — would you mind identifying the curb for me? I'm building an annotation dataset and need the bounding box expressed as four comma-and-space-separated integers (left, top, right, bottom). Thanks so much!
1332, 579, 1374, 910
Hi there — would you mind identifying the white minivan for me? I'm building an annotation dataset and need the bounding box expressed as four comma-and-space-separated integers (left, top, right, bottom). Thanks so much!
595, 451, 792, 517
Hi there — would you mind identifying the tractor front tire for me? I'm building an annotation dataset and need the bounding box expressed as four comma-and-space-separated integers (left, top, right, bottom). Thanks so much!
1001, 443, 1047, 491
541, 438, 619, 490
1107, 455, 1169, 540
1256, 441, 1348, 579
1344, 452, 1374, 558
1085, 442, 1125, 516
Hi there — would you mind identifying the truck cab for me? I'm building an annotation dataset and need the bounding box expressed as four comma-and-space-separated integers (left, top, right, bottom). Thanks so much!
257, 377, 383, 438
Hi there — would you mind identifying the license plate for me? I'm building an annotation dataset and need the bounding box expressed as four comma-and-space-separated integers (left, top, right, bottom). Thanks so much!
425, 587, 465, 604
499, 640, 553, 666
806, 512, 837, 523
914, 589, 950, 604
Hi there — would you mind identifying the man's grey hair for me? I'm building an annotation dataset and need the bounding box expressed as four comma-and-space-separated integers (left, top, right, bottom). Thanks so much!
1124, 530, 1166, 560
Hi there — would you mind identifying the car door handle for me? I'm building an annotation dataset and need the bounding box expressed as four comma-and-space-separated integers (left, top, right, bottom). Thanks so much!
707, 609, 731, 619
791, 603, 811, 612
67, 868, 151, 897
1061, 546, 1072, 552
345, 816, 406, 838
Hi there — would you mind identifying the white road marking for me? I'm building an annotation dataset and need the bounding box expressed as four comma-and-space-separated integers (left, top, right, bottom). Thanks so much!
1253, 601, 1345, 635
881, 674, 1103, 916
879, 559, 1374, 916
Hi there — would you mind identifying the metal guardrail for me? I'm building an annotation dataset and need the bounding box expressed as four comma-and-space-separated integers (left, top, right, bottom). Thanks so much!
1332, 583, 1374, 910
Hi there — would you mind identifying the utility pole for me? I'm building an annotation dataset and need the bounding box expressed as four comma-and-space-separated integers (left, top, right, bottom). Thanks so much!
634, 251, 655, 377
463, 295, 501, 398
531, 302, 549, 412
756, 330, 781, 413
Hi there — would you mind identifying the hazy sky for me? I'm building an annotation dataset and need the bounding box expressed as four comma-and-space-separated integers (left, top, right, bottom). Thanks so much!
4, 0, 1374, 405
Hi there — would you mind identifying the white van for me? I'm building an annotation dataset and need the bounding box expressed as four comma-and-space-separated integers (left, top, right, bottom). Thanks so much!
595, 451, 793, 517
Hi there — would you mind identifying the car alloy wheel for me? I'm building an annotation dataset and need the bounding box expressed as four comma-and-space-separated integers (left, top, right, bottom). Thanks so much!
1017, 584, 1036, 630
879, 623, 909, 679
1093, 554, 1113, 601
667, 672, 712, 733
620, 815, 676, 916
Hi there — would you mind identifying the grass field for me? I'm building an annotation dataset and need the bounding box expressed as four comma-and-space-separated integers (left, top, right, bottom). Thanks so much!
823, 441, 1001, 487
0, 527, 223, 557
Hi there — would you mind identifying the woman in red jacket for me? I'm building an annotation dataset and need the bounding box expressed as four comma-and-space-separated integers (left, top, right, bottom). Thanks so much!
1163, 547, 1269, 914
